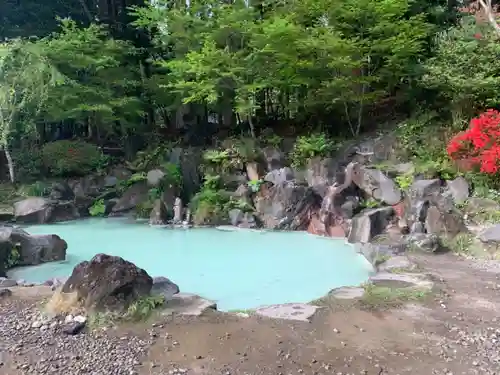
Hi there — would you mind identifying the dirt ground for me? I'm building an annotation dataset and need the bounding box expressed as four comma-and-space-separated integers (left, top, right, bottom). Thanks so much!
134, 253, 500, 375
5, 253, 500, 375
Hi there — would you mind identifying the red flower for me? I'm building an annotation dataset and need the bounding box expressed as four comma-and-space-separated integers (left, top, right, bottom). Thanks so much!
474, 32, 482, 39
448, 109, 500, 175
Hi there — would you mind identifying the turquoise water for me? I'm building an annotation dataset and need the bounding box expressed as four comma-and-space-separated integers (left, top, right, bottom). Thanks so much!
8, 218, 374, 311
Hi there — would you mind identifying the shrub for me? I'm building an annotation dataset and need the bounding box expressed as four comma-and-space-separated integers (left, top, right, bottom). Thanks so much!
41, 140, 104, 177
12, 147, 44, 181
290, 133, 335, 168
447, 110, 500, 175
18, 181, 50, 197
89, 199, 106, 217
160, 162, 182, 190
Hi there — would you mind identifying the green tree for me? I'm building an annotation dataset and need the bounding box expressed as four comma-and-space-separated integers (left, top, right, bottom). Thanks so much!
37, 19, 144, 143
422, 17, 500, 124
0, 40, 61, 183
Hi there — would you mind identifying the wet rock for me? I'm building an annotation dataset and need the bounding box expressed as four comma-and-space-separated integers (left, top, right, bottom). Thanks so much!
149, 199, 169, 225
62, 253, 153, 311
348, 207, 395, 244
446, 177, 470, 204
351, 164, 402, 205
151, 276, 180, 300
229, 209, 257, 228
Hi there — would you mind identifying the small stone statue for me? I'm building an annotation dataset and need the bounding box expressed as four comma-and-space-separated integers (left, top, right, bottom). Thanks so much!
173, 197, 183, 223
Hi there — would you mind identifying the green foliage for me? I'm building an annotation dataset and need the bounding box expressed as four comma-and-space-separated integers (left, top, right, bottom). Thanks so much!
125, 172, 147, 187
395, 113, 461, 180
89, 199, 106, 217
360, 283, 431, 310
5, 244, 21, 269
395, 173, 414, 191
247, 179, 263, 193
190, 175, 231, 225
11, 147, 44, 181
290, 133, 335, 168
41, 140, 104, 177
135, 200, 154, 219
126, 144, 173, 172
39, 19, 143, 133
160, 162, 182, 190
125, 294, 166, 321
18, 181, 50, 197
422, 17, 500, 119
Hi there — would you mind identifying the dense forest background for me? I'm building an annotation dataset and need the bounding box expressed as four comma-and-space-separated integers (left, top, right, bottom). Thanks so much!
1, 0, 500, 188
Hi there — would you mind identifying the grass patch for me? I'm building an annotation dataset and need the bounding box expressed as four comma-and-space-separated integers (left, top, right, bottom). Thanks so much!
358, 283, 431, 311
440, 233, 475, 256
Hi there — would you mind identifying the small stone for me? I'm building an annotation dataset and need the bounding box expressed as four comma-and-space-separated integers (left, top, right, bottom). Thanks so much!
31, 321, 42, 329
73, 315, 87, 323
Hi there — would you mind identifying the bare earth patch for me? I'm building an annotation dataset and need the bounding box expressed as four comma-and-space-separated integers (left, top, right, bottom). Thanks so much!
3, 253, 500, 374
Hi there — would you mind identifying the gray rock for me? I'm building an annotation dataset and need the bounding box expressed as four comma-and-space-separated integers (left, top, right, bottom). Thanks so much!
0, 277, 17, 287
0, 226, 67, 267
255, 303, 320, 322
254, 182, 322, 230
13, 197, 81, 224
409, 179, 442, 199
424, 204, 467, 237
351, 164, 402, 205
262, 146, 286, 171
304, 157, 339, 193
49, 181, 74, 201
264, 167, 294, 185
147, 169, 166, 187
151, 276, 180, 300
0, 288, 12, 298
161, 293, 216, 316
104, 175, 118, 188
406, 233, 440, 253
229, 209, 244, 227
149, 199, 169, 225
479, 224, 500, 243
112, 181, 149, 213
348, 207, 395, 244
446, 177, 470, 204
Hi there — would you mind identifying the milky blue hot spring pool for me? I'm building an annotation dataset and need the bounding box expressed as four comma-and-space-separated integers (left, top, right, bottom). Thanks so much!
7, 218, 374, 311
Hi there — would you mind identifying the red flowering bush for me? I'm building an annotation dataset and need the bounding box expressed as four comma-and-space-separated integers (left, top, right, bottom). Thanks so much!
447, 109, 500, 174
42, 140, 104, 176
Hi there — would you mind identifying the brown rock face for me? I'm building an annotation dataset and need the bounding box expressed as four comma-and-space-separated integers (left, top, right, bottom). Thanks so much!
62, 254, 153, 311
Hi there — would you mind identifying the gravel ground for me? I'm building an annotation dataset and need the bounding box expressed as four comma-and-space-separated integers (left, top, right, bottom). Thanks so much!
2, 253, 500, 375
0, 300, 150, 375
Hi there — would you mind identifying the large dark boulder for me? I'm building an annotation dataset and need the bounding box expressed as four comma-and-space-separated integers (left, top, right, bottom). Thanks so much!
62, 254, 153, 311
0, 226, 67, 274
